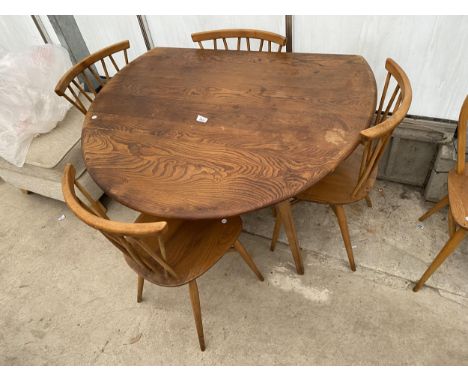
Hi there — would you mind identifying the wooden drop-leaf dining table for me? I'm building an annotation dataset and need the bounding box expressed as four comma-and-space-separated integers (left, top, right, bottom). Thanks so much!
82, 47, 377, 275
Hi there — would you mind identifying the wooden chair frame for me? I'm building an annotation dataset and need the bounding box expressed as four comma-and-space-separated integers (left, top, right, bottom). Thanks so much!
62, 164, 174, 275
191, 29, 286, 52
62, 164, 264, 351
55, 40, 130, 114
270, 58, 412, 273
354, 58, 412, 197
414, 96, 468, 291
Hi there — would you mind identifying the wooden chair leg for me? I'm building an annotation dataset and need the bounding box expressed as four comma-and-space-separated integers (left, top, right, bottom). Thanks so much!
413, 228, 465, 292
137, 275, 144, 303
448, 207, 456, 236
98, 200, 107, 213
276, 200, 304, 275
365, 195, 372, 208
270, 209, 282, 252
272, 206, 277, 217
234, 240, 264, 281
419, 195, 449, 222
331, 204, 356, 272
189, 280, 205, 351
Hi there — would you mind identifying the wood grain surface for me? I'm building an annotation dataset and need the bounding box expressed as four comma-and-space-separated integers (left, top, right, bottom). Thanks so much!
82, 47, 377, 219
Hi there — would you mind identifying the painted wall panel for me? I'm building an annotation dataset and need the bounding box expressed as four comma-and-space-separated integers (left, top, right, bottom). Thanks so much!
0, 16, 44, 51
146, 15, 285, 50
294, 16, 468, 120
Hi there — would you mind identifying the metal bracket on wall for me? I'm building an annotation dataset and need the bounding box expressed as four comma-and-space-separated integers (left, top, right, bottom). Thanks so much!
137, 15, 155, 51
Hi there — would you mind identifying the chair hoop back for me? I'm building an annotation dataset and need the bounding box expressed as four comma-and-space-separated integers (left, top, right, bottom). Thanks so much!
352, 58, 412, 197
62, 164, 166, 236
191, 29, 286, 52
456, 96, 468, 174
62, 164, 177, 277
55, 40, 130, 114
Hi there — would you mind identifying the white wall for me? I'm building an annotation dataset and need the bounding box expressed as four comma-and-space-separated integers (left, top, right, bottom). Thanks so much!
293, 16, 468, 120
0, 16, 61, 50
146, 15, 285, 50
0, 16, 44, 51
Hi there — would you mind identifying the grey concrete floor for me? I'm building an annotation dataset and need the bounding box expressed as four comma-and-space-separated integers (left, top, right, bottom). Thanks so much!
1, 178, 468, 365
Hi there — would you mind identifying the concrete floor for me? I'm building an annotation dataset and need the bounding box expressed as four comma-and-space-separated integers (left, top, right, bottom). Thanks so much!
1, 178, 468, 365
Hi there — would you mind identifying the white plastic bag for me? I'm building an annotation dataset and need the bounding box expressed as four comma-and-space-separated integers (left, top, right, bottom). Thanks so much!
0, 44, 72, 167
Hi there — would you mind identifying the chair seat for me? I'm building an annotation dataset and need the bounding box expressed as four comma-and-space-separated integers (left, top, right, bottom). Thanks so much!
122, 214, 242, 287
448, 168, 468, 229
296, 144, 378, 205
26, 93, 91, 169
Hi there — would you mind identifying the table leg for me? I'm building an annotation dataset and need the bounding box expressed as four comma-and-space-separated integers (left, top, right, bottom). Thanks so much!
276, 200, 304, 275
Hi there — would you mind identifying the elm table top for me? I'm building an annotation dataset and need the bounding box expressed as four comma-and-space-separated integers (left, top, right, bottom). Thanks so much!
82, 47, 377, 220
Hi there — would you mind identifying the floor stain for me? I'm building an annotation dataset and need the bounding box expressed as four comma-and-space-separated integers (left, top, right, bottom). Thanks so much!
268, 266, 330, 303
30, 330, 46, 339
400, 190, 412, 200
126, 333, 142, 345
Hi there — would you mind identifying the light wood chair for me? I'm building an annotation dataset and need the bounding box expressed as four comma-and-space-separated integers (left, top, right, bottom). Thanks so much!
62, 164, 264, 351
191, 29, 286, 52
414, 96, 468, 292
55, 40, 130, 114
270, 58, 412, 271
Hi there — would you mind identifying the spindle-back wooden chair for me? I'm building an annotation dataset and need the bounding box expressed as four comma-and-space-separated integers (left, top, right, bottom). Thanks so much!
62, 164, 264, 351
414, 96, 468, 292
55, 40, 130, 115
191, 29, 286, 52
270, 58, 412, 272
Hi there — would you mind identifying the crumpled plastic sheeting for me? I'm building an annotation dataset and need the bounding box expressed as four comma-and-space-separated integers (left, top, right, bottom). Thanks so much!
0, 44, 72, 167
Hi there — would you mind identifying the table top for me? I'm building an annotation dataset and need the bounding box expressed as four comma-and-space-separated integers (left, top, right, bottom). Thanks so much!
82, 47, 377, 220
